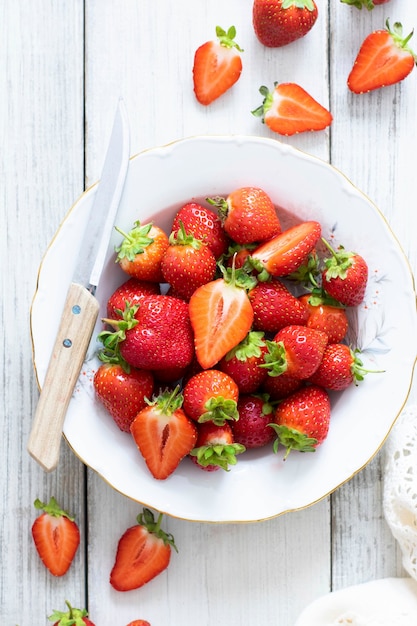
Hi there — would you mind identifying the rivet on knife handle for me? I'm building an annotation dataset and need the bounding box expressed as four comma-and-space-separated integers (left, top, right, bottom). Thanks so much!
27, 284, 100, 471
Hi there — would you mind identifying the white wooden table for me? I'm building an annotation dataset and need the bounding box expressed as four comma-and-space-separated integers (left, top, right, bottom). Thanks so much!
3, 1, 417, 624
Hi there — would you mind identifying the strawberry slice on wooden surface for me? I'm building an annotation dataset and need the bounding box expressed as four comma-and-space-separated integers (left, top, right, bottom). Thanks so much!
347, 20, 416, 94
110, 508, 177, 591
252, 82, 332, 136
298, 292, 348, 343
49, 601, 95, 626
193, 25, 243, 105
189, 266, 255, 369
253, 0, 318, 48
31, 497, 80, 577
130, 386, 197, 480
249, 220, 322, 279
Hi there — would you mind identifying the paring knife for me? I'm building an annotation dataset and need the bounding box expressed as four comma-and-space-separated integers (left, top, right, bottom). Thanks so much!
27, 98, 130, 472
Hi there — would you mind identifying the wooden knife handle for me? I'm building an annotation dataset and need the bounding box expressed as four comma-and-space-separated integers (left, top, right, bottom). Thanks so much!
28, 282, 100, 472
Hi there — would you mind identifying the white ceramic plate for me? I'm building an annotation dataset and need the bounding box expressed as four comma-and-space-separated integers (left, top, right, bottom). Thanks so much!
31, 135, 417, 523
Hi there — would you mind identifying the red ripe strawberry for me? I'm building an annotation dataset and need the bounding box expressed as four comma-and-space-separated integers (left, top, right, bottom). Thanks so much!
49, 601, 95, 626
309, 344, 378, 391
171, 202, 230, 259
208, 186, 281, 245
249, 279, 309, 333
32, 497, 80, 577
130, 386, 197, 480
298, 292, 348, 343
193, 25, 243, 105
232, 393, 276, 448
115, 220, 169, 282
101, 295, 194, 371
190, 421, 245, 471
271, 385, 331, 457
252, 82, 332, 136
250, 221, 322, 279
321, 239, 368, 307
93, 363, 154, 432
126, 621, 151, 626
106, 277, 160, 319
341, 0, 390, 9
263, 324, 328, 379
347, 20, 416, 94
253, 0, 318, 48
160, 223, 217, 300
182, 369, 239, 424
110, 508, 177, 591
262, 370, 303, 400
189, 266, 255, 370
218, 331, 268, 393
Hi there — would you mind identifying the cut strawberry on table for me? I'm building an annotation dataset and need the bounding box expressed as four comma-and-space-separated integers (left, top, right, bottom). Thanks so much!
115, 220, 169, 282
189, 265, 255, 369
270, 385, 331, 458
190, 421, 246, 471
253, 0, 318, 48
49, 600, 95, 626
252, 82, 332, 136
160, 221, 217, 300
32, 497, 80, 577
193, 25, 243, 105
93, 363, 154, 432
182, 369, 239, 424
110, 508, 177, 591
249, 220, 322, 279
208, 186, 281, 245
347, 20, 416, 94
321, 239, 368, 307
130, 386, 197, 480
171, 201, 230, 259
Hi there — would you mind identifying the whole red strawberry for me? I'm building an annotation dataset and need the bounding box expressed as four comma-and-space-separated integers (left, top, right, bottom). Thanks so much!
190, 421, 245, 471
249, 279, 309, 332
253, 0, 318, 48
232, 393, 276, 448
110, 508, 177, 591
208, 186, 281, 245
49, 600, 95, 626
262, 370, 303, 400
32, 497, 80, 577
93, 363, 154, 432
218, 331, 268, 393
171, 201, 230, 259
321, 239, 368, 307
298, 292, 348, 343
271, 385, 331, 458
183, 369, 239, 424
115, 220, 169, 283
161, 222, 217, 300
309, 343, 380, 391
106, 277, 160, 319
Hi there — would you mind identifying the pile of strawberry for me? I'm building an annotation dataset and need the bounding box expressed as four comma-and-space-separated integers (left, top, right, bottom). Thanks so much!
93, 186, 374, 478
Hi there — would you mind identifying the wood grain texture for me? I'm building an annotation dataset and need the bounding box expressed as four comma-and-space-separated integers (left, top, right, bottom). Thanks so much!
2, 0, 416, 624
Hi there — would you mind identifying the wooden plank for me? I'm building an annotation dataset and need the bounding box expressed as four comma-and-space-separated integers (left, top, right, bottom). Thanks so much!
0, 1, 86, 623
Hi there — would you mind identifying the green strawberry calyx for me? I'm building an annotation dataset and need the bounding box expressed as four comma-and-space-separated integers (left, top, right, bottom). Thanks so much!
386, 20, 416, 60
282, 0, 316, 10
136, 507, 178, 552
251, 84, 274, 123
215, 25, 244, 53
115, 220, 155, 262
350, 348, 385, 383
224, 331, 266, 362
48, 601, 89, 626
145, 385, 184, 415
34, 496, 75, 521
340, 0, 376, 10
259, 340, 288, 377
269, 423, 318, 460
169, 220, 203, 249
190, 441, 246, 471
198, 396, 239, 425
321, 238, 355, 281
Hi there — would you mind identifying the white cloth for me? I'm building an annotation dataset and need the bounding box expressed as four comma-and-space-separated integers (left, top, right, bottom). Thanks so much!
294, 404, 417, 626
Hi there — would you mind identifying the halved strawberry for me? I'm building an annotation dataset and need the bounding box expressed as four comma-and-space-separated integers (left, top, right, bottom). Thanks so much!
252, 82, 332, 136
110, 508, 177, 591
49, 601, 95, 626
130, 387, 197, 480
31, 497, 80, 577
347, 20, 416, 94
193, 25, 243, 105
182, 369, 239, 424
190, 421, 246, 471
249, 220, 321, 280
188, 265, 255, 369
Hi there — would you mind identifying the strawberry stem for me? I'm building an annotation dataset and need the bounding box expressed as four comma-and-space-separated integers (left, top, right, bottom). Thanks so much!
34, 496, 75, 521
136, 508, 178, 552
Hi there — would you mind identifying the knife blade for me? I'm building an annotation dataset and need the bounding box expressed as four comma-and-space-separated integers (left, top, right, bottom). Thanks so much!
27, 98, 130, 472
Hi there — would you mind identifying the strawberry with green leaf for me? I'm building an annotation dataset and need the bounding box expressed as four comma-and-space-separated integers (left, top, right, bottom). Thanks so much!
110, 508, 177, 591
130, 386, 197, 480
321, 239, 368, 307
183, 369, 239, 424
115, 220, 169, 283
171, 201, 230, 259
298, 292, 349, 343
253, 0, 318, 48
218, 331, 268, 394
190, 421, 246, 471
49, 601, 94, 626
193, 26, 243, 105
309, 343, 383, 391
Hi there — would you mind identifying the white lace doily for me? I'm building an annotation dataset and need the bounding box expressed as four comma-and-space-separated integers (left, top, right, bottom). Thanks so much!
294, 403, 417, 626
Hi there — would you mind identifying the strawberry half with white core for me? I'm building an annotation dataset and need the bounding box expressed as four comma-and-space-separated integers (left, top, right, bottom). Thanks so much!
321, 238, 368, 307
208, 186, 281, 245
252, 83, 332, 136
271, 385, 331, 458
130, 386, 197, 480
190, 421, 246, 471
193, 26, 243, 105
115, 221, 169, 283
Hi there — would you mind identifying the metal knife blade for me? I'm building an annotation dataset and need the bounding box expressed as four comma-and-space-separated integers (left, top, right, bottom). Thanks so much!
27, 99, 130, 472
